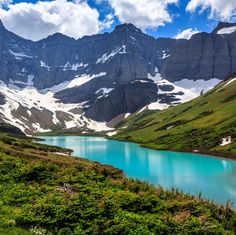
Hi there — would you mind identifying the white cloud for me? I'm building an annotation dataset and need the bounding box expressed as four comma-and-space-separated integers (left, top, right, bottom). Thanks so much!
187, 0, 236, 21
99, 13, 114, 30
109, 0, 178, 31
175, 28, 199, 39
0, 0, 108, 41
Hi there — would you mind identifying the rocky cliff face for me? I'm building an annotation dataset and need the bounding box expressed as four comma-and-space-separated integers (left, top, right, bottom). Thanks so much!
84, 81, 158, 122
0, 22, 174, 90
0, 21, 235, 133
161, 28, 236, 82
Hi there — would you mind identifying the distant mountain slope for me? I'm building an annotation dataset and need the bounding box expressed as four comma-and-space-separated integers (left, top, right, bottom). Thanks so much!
113, 75, 236, 158
0, 123, 25, 136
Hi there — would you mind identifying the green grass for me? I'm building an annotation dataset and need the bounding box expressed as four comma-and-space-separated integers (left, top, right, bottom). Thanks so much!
113, 78, 236, 159
0, 133, 236, 234
0, 227, 31, 235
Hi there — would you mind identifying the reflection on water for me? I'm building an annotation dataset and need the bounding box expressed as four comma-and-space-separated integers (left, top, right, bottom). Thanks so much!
39, 136, 236, 206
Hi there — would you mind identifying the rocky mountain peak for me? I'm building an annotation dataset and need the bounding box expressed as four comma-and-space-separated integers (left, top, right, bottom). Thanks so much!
113, 23, 142, 34
212, 22, 236, 34
42, 32, 76, 44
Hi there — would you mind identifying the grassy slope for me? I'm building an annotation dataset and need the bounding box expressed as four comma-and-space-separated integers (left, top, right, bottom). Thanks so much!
113, 77, 236, 158
0, 133, 236, 234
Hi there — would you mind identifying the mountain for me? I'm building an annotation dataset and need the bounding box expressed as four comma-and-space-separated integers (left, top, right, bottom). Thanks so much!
161, 22, 236, 82
212, 22, 236, 34
113, 75, 236, 158
0, 123, 25, 136
0, 21, 236, 133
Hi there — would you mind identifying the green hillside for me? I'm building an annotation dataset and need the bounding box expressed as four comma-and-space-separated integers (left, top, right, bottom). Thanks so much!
113, 76, 236, 158
0, 133, 236, 234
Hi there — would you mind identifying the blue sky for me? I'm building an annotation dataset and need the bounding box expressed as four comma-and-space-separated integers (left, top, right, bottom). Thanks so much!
146, 0, 217, 38
0, 0, 235, 41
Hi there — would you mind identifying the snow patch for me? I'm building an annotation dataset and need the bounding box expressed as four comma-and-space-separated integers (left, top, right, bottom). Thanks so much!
9, 49, 33, 60
95, 87, 114, 95
95, 87, 114, 99
162, 50, 170, 59
27, 110, 32, 116
222, 77, 236, 88
32, 122, 50, 133
68, 73, 106, 89
136, 107, 147, 115
148, 69, 198, 104
42, 72, 107, 93
96, 45, 127, 64
148, 68, 162, 82
40, 61, 51, 71
220, 137, 232, 146
217, 26, 236, 35
173, 78, 221, 95
0, 95, 25, 132
119, 45, 127, 54
124, 113, 131, 118
131, 80, 149, 83
62, 62, 88, 71
86, 120, 113, 132
148, 101, 169, 110
106, 131, 117, 136
64, 120, 78, 129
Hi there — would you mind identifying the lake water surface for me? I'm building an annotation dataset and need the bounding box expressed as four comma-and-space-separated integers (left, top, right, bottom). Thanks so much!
38, 136, 236, 206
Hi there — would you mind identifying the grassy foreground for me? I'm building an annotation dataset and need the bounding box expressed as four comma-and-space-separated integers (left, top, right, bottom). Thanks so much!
0, 133, 236, 234
113, 76, 236, 159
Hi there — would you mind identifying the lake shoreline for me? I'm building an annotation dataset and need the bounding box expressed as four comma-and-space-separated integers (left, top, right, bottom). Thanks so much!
37, 135, 236, 207
110, 137, 236, 162
140, 143, 236, 162
36, 133, 236, 162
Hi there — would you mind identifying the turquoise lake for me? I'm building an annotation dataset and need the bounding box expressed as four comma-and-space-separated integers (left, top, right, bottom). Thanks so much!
38, 136, 236, 206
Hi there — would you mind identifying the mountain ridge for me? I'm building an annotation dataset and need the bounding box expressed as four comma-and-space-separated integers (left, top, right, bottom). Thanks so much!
212, 22, 236, 34
0, 20, 235, 133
